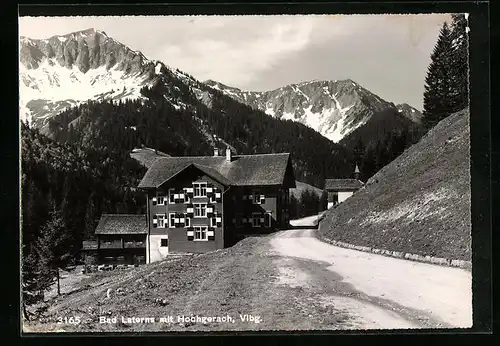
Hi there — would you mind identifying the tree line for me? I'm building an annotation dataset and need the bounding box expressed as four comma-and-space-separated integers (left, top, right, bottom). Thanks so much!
289, 189, 328, 220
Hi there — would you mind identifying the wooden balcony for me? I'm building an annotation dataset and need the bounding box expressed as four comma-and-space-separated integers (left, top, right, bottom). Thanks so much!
100, 241, 123, 249
123, 241, 146, 249
82, 240, 98, 250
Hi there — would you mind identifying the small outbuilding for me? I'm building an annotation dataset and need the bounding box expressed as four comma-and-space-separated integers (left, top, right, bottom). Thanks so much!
324, 164, 364, 208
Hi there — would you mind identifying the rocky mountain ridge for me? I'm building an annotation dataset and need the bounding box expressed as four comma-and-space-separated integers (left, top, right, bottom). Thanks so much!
19, 28, 169, 130
205, 79, 422, 142
20, 28, 422, 145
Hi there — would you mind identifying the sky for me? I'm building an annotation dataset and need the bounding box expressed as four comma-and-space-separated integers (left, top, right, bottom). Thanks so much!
19, 14, 452, 110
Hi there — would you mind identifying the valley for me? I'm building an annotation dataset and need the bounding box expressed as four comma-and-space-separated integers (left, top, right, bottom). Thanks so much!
19, 15, 473, 334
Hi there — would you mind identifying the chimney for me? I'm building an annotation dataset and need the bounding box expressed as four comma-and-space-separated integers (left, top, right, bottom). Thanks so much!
226, 147, 232, 162
354, 163, 361, 180
213, 148, 219, 157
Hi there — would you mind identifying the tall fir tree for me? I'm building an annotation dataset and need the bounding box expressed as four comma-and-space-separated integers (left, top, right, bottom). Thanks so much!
319, 190, 328, 211
21, 246, 43, 320
36, 206, 72, 296
84, 191, 97, 240
422, 22, 454, 130
449, 13, 469, 113
423, 17, 468, 131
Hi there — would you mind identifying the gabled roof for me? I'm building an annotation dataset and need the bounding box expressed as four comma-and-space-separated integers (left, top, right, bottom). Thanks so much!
324, 179, 364, 191
95, 214, 148, 235
137, 153, 293, 188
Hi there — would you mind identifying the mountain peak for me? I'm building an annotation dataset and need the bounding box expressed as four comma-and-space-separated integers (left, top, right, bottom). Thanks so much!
19, 29, 163, 127
396, 103, 423, 123
203, 77, 396, 142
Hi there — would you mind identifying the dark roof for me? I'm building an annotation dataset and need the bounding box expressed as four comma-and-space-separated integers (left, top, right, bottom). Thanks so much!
95, 214, 148, 235
324, 179, 364, 191
130, 148, 170, 168
138, 153, 292, 188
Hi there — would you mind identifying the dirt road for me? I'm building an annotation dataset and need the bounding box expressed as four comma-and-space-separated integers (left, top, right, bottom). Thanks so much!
25, 216, 472, 332
270, 217, 472, 329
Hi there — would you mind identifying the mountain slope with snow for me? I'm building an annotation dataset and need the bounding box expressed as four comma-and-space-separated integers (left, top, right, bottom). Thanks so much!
19, 28, 172, 130
204, 79, 418, 143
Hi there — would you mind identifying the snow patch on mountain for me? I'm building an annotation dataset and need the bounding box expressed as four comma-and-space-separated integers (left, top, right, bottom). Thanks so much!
20, 58, 150, 103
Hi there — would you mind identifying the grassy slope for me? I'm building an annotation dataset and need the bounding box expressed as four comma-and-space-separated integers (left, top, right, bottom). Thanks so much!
318, 109, 471, 261
290, 181, 323, 199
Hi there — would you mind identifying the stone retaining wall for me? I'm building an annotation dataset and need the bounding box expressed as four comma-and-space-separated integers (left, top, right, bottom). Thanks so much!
315, 231, 472, 271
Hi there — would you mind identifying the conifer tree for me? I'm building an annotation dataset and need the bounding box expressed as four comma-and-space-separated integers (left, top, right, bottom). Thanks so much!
84, 192, 97, 240
21, 246, 43, 320
423, 22, 454, 130
449, 13, 469, 112
319, 190, 328, 211
36, 206, 72, 296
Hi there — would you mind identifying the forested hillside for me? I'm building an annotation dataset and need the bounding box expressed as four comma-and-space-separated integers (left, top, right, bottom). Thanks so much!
340, 108, 424, 182
21, 121, 147, 315
48, 79, 356, 188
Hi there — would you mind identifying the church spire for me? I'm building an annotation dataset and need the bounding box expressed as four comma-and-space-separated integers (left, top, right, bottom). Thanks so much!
354, 163, 361, 181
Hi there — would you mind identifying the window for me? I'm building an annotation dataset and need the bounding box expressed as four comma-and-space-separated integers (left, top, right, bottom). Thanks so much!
168, 189, 176, 204
210, 217, 217, 227
193, 182, 207, 197
253, 192, 265, 204
157, 214, 166, 228
185, 214, 191, 227
184, 194, 191, 204
264, 212, 272, 227
194, 203, 207, 218
161, 238, 168, 247
178, 193, 185, 203
169, 213, 176, 228
210, 193, 216, 203
194, 226, 208, 241
252, 213, 261, 228
157, 196, 165, 206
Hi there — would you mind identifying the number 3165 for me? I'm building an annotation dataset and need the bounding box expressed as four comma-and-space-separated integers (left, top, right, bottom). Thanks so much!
57, 316, 81, 324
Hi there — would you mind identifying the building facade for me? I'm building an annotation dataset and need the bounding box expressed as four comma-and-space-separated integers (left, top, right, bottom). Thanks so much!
138, 148, 296, 263
81, 214, 148, 265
